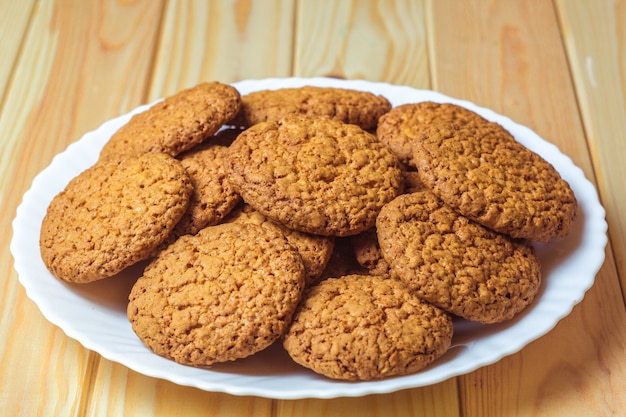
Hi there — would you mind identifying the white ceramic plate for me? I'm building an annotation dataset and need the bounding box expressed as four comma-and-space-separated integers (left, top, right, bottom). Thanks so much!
11, 78, 607, 399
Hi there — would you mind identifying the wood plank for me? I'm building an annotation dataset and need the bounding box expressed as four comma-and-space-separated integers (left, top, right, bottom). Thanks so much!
556, 0, 626, 299
0, 0, 165, 415
0, 0, 36, 102
276, 383, 460, 417
85, 362, 272, 417
148, 0, 295, 100
428, 0, 626, 415
294, 0, 430, 87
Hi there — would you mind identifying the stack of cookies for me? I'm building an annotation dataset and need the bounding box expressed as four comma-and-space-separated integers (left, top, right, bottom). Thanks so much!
39, 81, 577, 381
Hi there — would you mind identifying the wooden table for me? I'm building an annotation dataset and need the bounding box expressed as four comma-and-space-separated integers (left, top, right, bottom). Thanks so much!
2, 0, 625, 415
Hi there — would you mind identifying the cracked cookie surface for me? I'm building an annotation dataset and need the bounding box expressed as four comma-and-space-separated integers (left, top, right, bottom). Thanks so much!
376, 191, 541, 323
283, 274, 453, 381
377, 102, 487, 166
231, 86, 391, 130
225, 114, 402, 237
414, 120, 577, 241
40, 152, 192, 283
171, 134, 241, 237
222, 203, 334, 287
99, 82, 240, 160
128, 222, 305, 366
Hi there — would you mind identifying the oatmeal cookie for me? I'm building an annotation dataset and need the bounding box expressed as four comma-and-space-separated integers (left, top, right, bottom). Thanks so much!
283, 274, 453, 381
127, 222, 305, 366
223, 203, 334, 286
99, 82, 240, 160
231, 86, 391, 130
40, 152, 192, 283
376, 191, 541, 323
414, 120, 577, 241
225, 114, 402, 236
171, 134, 241, 237
376, 102, 488, 166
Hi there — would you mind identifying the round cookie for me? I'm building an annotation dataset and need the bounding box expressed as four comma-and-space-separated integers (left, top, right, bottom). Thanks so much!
376, 102, 488, 166
222, 203, 334, 287
283, 274, 453, 381
376, 191, 542, 324
225, 114, 402, 237
231, 86, 391, 130
413, 120, 577, 242
40, 152, 193, 283
99, 82, 241, 160
127, 222, 305, 367
171, 134, 242, 237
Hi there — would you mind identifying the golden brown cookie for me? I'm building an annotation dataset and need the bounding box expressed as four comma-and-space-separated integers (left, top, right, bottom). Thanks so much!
170, 133, 242, 237
225, 114, 402, 237
222, 203, 334, 287
99, 82, 240, 160
376, 191, 542, 324
231, 86, 391, 130
127, 222, 305, 366
40, 153, 193, 283
283, 274, 453, 381
414, 120, 577, 242
376, 102, 488, 166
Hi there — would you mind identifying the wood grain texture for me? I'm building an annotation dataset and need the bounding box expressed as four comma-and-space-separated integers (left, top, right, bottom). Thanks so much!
0, 0, 36, 105
0, 1, 89, 412
295, 0, 430, 87
276, 383, 460, 417
428, 0, 626, 415
556, 0, 626, 299
0, 0, 165, 415
85, 363, 272, 417
149, 0, 295, 100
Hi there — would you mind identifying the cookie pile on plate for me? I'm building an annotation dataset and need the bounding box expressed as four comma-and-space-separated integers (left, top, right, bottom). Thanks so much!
39, 81, 577, 381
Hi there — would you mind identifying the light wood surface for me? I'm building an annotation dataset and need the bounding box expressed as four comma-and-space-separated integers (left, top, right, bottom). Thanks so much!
1, 1, 624, 416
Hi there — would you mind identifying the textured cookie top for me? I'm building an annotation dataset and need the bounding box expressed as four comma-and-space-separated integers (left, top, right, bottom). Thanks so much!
223, 203, 334, 287
225, 114, 402, 236
173, 139, 241, 236
376, 102, 486, 166
414, 120, 577, 241
40, 153, 192, 283
283, 274, 453, 381
99, 82, 241, 160
376, 191, 541, 323
231, 86, 391, 130
127, 222, 305, 366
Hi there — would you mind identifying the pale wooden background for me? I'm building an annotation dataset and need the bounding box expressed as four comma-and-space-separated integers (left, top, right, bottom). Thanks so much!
1, 1, 625, 416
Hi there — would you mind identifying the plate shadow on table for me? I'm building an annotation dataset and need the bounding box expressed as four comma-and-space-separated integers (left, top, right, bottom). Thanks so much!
64, 260, 148, 313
